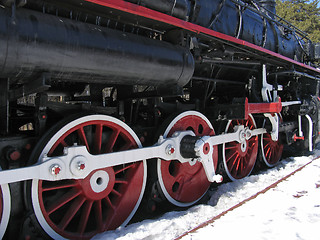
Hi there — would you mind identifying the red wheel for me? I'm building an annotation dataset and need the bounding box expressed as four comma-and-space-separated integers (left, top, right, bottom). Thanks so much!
0, 172, 10, 239
221, 115, 258, 181
29, 115, 146, 239
261, 114, 284, 167
157, 111, 218, 207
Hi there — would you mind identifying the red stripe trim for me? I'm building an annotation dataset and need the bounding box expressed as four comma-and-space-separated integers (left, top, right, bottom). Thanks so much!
86, 0, 320, 73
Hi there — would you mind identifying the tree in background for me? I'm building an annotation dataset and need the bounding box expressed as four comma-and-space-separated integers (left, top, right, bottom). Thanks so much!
276, 0, 320, 42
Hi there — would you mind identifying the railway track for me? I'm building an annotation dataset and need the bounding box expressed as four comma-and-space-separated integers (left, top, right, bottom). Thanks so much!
175, 154, 320, 240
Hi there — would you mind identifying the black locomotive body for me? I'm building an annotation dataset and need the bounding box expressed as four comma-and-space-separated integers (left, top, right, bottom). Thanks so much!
0, 0, 319, 239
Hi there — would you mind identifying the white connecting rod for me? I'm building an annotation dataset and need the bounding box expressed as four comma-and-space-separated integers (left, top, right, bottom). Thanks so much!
0, 125, 267, 185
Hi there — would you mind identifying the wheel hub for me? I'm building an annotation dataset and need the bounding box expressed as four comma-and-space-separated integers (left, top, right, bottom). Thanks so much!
222, 115, 259, 181
81, 168, 115, 201
240, 141, 247, 153
90, 170, 110, 193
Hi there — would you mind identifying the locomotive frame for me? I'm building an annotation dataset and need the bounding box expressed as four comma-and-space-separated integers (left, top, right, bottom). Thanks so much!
0, 0, 320, 239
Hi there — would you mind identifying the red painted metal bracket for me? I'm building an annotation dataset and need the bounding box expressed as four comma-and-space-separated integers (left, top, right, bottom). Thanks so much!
293, 134, 305, 141
245, 98, 282, 119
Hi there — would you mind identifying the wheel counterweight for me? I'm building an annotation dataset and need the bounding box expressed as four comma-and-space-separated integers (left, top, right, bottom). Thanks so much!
27, 115, 146, 239
157, 111, 218, 207
221, 115, 259, 181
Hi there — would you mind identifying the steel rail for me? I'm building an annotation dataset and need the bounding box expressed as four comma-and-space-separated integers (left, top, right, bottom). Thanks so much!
174, 155, 320, 240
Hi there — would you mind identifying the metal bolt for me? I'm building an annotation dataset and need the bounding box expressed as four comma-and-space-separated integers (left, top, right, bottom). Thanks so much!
63, 148, 68, 155
172, 132, 179, 137
77, 162, 86, 171
166, 144, 175, 155
50, 164, 61, 176
158, 135, 164, 144
203, 143, 210, 155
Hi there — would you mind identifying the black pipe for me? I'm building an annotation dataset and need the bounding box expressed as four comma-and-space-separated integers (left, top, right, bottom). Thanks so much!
126, 0, 190, 20
0, 7, 194, 88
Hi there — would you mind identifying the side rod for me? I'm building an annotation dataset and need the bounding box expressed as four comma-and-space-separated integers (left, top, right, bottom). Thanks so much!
0, 125, 268, 184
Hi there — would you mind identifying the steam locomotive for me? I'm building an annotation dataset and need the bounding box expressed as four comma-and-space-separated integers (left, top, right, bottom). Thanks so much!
0, 0, 319, 239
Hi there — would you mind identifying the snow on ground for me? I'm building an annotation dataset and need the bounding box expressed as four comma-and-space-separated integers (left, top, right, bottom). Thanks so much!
182, 155, 320, 240
93, 148, 320, 240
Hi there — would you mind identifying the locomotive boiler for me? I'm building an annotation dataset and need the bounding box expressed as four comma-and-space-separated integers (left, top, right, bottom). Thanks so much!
0, 0, 319, 239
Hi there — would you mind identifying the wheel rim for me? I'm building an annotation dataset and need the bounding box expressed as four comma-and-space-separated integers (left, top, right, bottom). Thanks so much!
261, 115, 284, 167
31, 115, 146, 240
222, 115, 258, 181
0, 169, 10, 239
157, 111, 218, 207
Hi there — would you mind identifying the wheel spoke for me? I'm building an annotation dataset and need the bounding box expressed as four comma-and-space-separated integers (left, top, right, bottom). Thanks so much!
226, 150, 238, 163
103, 197, 115, 211
115, 179, 129, 184
263, 141, 272, 149
78, 200, 93, 234
237, 157, 243, 173
77, 127, 90, 152
60, 139, 68, 148
111, 189, 122, 197
119, 142, 133, 151
46, 188, 81, 215
228, 153, 240, 170
249, 139, 257, 148
263, 134, 271, 140
225, 144, 238, 150
104, 128, 120, 153
48, 139, 68, 155
41, 181, 78, 192
271, 147, 275, 159
265, 146, 271, 158
267, 147, 274, 160
230, 155, 240, 175
235, 156, 241, 172
94, 124, 103, 154
58, 196, 86, 230
95, 200, 104, 232
114, 164, 135, 174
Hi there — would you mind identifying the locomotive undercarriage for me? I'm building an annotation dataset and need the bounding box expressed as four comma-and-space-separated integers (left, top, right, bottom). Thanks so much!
0, 0, 320, 239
